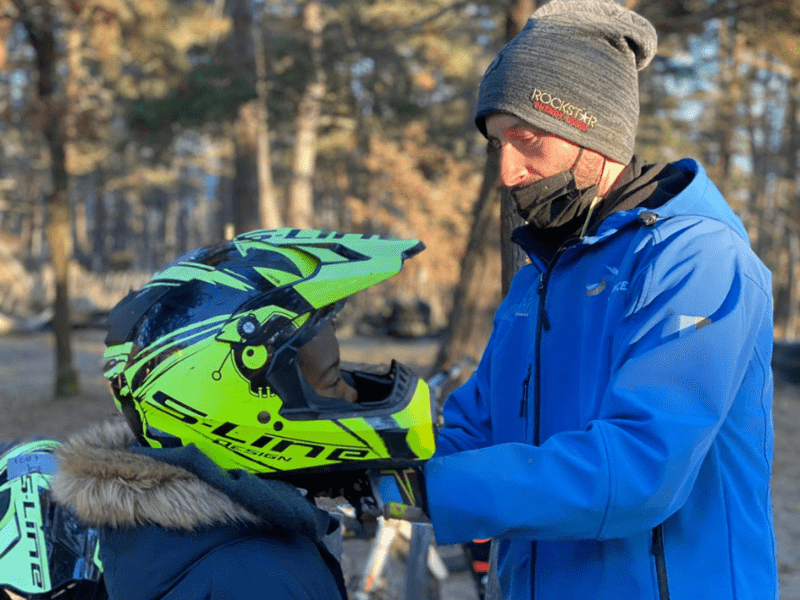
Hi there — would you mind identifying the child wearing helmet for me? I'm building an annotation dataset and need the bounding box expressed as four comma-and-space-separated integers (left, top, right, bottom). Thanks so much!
0, 440, 106, 600
51, 228, 436, 600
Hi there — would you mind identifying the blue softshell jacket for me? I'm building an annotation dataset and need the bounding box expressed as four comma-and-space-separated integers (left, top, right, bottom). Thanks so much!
425, 159, 777, 599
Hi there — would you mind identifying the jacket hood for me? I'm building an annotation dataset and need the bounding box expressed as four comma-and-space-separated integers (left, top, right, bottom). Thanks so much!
626, 158, 747, 240
589, 157, 749, 241
52, 420, 264, 530
52, 420, 331, 540
54, 421, 349, 600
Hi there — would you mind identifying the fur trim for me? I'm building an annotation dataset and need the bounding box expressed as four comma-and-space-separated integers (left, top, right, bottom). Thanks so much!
52, 420, 262, 531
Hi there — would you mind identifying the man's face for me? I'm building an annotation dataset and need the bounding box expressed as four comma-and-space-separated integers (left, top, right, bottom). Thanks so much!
298, 322, 358, 403
485, 113, 582, 188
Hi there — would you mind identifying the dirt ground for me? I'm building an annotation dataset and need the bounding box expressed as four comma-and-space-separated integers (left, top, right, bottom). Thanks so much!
1, 328, 799, 599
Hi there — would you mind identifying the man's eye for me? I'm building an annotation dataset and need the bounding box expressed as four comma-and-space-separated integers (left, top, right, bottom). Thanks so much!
487, 139, 501, 154
507, 127, 542, 147
516, 136, 544, 156
523, 136, 541, 147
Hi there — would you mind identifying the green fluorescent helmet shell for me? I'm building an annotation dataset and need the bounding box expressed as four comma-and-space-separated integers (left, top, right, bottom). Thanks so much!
102, 228, 435, 477
235, 228, 425, 309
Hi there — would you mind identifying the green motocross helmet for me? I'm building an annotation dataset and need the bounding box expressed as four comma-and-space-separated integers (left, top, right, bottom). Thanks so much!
0, 440, 105, 600
103, 228, 436, 480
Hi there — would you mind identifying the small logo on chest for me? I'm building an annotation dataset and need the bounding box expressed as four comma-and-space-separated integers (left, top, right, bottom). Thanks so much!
587, 266, 627, 297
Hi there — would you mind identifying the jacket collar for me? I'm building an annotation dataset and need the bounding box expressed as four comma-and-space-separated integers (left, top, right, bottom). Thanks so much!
52, 420, 333, 542
513, 158, 746, 264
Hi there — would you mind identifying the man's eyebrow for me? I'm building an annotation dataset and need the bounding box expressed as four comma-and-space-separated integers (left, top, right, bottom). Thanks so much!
488, 117, 546, 140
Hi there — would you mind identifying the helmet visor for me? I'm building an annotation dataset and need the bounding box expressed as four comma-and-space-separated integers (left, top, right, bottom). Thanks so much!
40, 491, 103, 596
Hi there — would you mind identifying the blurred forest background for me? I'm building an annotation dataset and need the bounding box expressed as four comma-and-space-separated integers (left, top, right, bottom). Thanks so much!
0, 0, 798, 396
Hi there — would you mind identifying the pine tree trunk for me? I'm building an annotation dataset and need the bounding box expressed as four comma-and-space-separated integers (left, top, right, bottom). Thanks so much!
45, 100, 79, 396
232, 102, 262, 234
252, 8, 279, 229
91, 168, 106, 271
432, 149, 502, 372
46, 189, 79, 397
714, 19, 744, 200
785, 77, 800, 338
12, 0, 80, 396
786, 231, 800, 340
287, 1, 325, 229
227, 0, 264, 235
434, 0, 535, 372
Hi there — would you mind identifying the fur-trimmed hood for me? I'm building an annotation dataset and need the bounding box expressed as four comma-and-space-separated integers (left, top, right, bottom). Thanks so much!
52, 420, 258, 530
52, 420, 331, 539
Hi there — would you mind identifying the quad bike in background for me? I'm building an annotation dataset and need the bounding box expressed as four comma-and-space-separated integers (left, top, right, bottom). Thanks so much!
462, 538, 492, 600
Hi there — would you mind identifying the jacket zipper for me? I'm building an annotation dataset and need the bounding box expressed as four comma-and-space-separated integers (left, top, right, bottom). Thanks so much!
652, 524, 670, 600
534, 241, 571, 445
529, 243, 573, 600
530, 264, 555, 599
521, 215, 658, 599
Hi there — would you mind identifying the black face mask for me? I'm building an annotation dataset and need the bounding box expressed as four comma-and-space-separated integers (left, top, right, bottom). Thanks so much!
510, 170, 600, 230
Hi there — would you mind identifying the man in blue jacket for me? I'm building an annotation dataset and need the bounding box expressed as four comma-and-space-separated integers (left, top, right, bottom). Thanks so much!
424, 1, 778, 598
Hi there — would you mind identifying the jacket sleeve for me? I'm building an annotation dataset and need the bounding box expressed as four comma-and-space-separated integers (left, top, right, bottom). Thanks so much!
434, 330, 498, 457
425, 220, 773, 545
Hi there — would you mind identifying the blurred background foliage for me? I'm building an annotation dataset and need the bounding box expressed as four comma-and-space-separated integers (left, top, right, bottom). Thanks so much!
0, 0, 798, 395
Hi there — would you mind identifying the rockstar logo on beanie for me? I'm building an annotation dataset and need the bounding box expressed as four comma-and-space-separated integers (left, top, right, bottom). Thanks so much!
529, 88, 597, 132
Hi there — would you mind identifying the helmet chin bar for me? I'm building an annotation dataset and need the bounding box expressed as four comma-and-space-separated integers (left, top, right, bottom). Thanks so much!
280, 443, 430, 526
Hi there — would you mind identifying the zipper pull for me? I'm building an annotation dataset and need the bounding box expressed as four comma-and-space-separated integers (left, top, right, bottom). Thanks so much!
541, 309, 551, 330
519, 364, 532, 418
537, 274, 551, 330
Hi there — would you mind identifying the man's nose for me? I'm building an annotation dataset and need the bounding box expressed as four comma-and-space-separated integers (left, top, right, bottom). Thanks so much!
499, 143, 530, 187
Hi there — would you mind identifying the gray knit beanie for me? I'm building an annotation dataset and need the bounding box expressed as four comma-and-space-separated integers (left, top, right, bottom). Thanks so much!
475, 0, 657, 164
